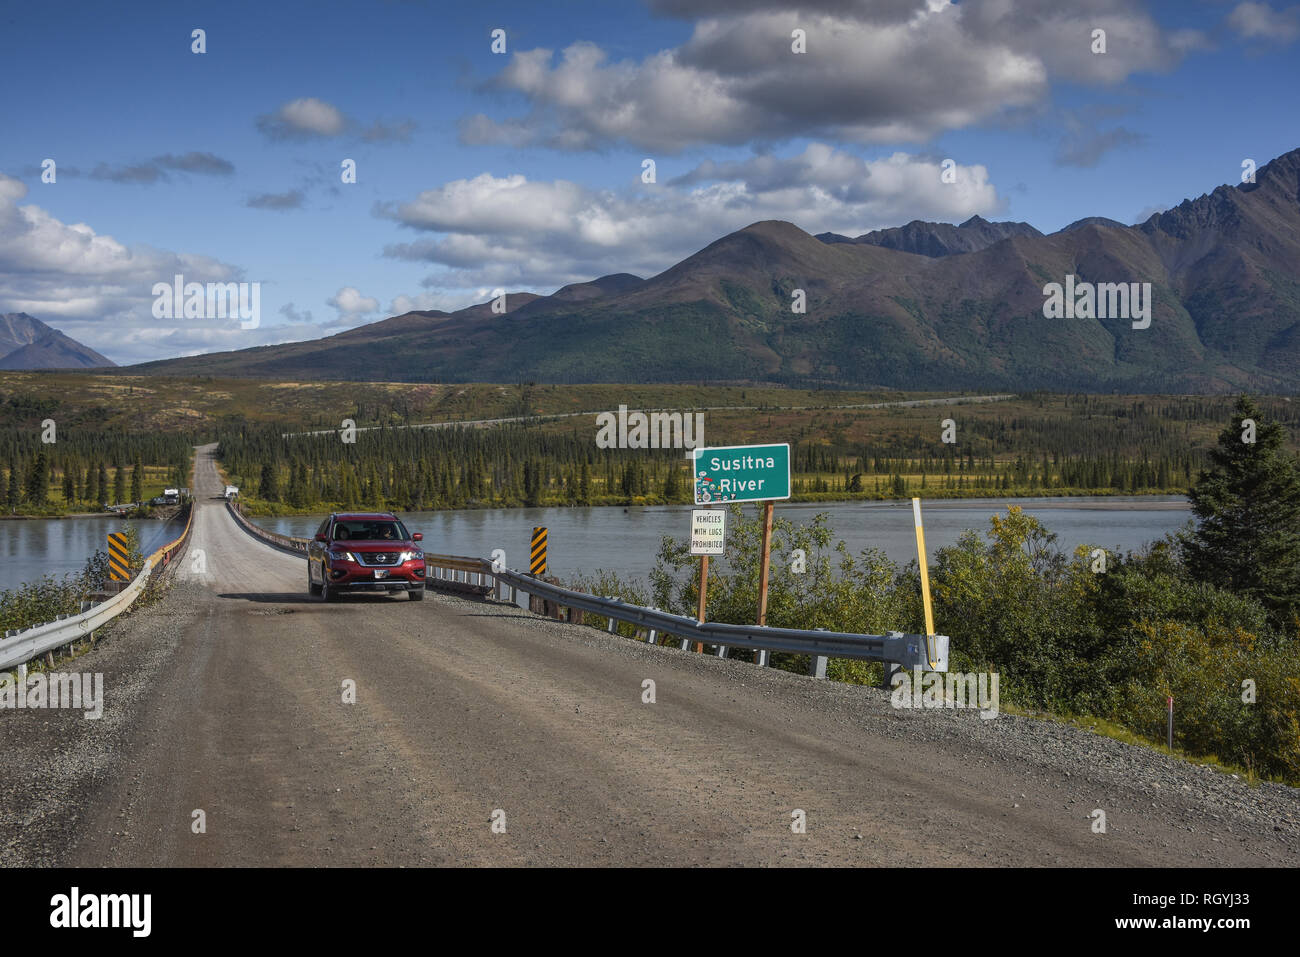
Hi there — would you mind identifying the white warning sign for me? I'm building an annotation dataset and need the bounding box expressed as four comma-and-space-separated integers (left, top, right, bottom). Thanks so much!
690, 509, 727, 556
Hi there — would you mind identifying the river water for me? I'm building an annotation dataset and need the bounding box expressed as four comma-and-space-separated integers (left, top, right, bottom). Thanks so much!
251, 496, 1192, 588
0, 497, 1192, 592
0, 515, 187, 591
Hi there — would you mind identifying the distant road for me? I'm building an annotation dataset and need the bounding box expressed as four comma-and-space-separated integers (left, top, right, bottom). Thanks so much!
280, 393, 1017, 438
2, 439, 1295, 867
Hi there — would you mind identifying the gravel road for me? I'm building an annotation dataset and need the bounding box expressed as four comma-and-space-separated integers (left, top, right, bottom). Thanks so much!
1, 445, 1296, 867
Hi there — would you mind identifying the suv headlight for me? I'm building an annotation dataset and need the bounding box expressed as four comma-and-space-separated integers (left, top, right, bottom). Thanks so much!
399, 549, 423, 562
327, 549, 357, 563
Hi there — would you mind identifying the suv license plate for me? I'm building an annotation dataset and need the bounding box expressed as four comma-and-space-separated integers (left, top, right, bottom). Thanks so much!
373, 570, 388, 579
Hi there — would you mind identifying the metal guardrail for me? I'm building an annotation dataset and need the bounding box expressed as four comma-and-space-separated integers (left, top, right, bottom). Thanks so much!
420, 555, 948, 672
501, 563, 946, 671
0, 503, 195, 672
226, 500, 307, 555
223, 512, 950, 673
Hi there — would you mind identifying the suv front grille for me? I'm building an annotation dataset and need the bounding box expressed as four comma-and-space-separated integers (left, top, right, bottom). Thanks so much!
356, 552, 401, 566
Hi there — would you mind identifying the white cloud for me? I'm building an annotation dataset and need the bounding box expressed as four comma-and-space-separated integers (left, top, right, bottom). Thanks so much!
247, 189, 304, 211
279, 302, 314, 324
1054, 110, 1146, 167
0, 172, 255, 359
462, 0, 1203, 151
326, 286, 379, 318
257, 97, 348, 139
1226, 2, 1300, 42
0, 172, 375, 364
379, 145, 1004, 290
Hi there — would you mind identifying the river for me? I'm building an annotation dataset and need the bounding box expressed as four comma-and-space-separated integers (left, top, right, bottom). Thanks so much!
0, 515, 186, 592
259, 496, 1191, 588
0, 497, 1192, 593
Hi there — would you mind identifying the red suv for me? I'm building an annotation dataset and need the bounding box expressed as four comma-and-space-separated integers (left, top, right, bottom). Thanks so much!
307, 512, 427, 602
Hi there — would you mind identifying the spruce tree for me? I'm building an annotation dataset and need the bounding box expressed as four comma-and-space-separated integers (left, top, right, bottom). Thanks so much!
6, 462, 20, 511
662, 462, 680, 501
1183, 396, 1300, 626
259, 462, 280, 502
27, 451, 49, 505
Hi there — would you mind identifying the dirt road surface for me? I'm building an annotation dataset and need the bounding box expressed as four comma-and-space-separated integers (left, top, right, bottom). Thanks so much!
2, 445, 1296, 867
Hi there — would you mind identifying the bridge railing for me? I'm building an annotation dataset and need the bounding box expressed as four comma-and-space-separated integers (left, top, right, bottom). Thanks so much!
0, 502, 196, 672
420, 554, 949, 673
225, 500, 307, 555
221, 512, 949, 673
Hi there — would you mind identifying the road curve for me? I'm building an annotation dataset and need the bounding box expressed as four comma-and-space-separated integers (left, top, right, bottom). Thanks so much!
1, 444, 1297, 867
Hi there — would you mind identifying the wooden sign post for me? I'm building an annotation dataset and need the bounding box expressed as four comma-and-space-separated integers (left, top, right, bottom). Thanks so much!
689, 509, 727, 654
695, 555, 709, 653
755, 501, 774, 666
691, 446, 789, 667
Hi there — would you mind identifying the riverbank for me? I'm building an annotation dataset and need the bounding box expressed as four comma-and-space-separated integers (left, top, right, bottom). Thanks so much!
0, 506, 183, 521
232, 485, 1193, 518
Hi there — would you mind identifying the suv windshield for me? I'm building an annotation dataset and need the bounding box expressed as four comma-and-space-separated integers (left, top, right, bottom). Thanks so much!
332, 520, 408, 542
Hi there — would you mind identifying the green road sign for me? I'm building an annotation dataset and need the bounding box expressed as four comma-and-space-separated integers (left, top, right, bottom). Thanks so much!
693, 444, 791, 505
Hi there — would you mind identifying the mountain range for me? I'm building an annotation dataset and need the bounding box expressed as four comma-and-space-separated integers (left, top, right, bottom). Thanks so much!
0, 313, 115, 371
99, 147, 1300, 391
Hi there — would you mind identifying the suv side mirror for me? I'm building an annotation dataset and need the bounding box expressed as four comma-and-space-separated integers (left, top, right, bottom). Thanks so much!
314, 533, 328, 542
412, 532, 423, 541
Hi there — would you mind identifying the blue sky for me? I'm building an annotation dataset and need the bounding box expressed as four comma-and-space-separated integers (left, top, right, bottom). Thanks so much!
0, 0, 1297, 364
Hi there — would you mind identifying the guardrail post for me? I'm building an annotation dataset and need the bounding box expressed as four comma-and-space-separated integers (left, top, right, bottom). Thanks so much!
755, 649, 769, 667
881, 662, 902, 689
809, 628, 828, 678
715, 644, 727, 658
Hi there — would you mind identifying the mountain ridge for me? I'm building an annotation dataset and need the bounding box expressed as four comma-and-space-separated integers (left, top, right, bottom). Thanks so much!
0, 313, 115, 370
115, 147, 1300, 392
